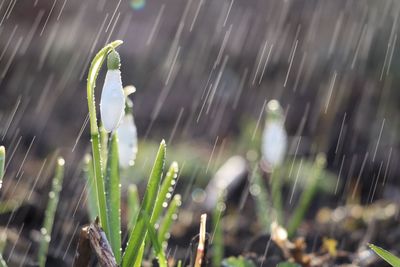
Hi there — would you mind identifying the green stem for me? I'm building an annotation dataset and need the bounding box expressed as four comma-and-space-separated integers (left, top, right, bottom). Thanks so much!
105, 133, 121, 263
270, 168, 283, 224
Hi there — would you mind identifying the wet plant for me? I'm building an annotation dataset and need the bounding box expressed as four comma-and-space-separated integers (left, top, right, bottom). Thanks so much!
80, 40, 182, 266
250, 99, 332, 238
369, 244, 400, 266
38, 157, 65, 267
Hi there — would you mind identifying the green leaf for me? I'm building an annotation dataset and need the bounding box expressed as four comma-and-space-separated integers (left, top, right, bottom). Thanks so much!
251, 166, 272, 233
86, 40, 123, 236
158, 194, 181, 247
133, 244, 145, 267
221, 256, 256, 267
122, 140, 166, 267
143, 211, 167, 267
151, 162, 178, 225
38, 157, 65, 267
127, 184, 140, 232
287, 154, 326, 237
83, 154, 97, 221
105, 133, 121, 263
369, 244, 400, 266
212, 194, 225, 267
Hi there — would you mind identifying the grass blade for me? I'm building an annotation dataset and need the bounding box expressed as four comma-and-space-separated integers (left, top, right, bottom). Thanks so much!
83, 154, 97, 221
133, 244, 145, 267
86, 40, 123, 236
369, 244, 400, 266
105, 133, 121, 263
122, 140, 166, 267
127, 184, 140, 232
158, 194, 181, 247
151, 162, 178, 225
38, 157, 65, 267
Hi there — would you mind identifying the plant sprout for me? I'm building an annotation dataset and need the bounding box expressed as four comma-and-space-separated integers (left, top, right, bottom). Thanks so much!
261, 99, 287, 224
38, 157, 65, 267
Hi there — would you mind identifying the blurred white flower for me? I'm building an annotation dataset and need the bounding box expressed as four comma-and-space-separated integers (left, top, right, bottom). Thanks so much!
261, 100, 287, 168
100, 69, 125, 132
117, 113, 138, 168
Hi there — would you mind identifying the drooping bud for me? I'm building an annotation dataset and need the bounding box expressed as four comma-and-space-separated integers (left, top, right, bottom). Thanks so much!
261, 100, 287, 168
100, 50, 125, 132
117, 113, 138, 167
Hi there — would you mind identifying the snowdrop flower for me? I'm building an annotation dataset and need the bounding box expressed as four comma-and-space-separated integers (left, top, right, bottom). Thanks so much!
261, 100, 287, 168
117, 113, 138, 168
100, 50, 125, 132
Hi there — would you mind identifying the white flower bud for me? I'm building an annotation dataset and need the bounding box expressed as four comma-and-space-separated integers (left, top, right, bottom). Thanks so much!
100, 69, 125, 132
117, 114, 138, 167
261, 100, 287, 168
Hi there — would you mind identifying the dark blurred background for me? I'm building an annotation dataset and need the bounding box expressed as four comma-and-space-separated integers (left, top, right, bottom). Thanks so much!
0, 0, 400, 265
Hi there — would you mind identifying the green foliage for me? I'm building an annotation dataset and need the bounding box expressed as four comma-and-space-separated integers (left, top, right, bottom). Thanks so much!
158, 194, 181, 247
86, 40, 123, 238
251, 167, 272, 233
122, 140, 166, 267
151, 162, 178, 225
369, 244, 400, 266
143, 211, 167, 267
287, 154, 326, 237
127, 184, 140, 232
84, 42, 182, 267
83, 154, 97, 221
105, 134, 121, 263
270, 168, 283, 224
221, 256, 256, 267
212, 194, 225, 267
277, 158, 336, 193
38, 157, 65, 267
